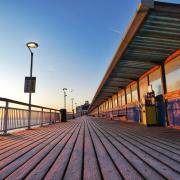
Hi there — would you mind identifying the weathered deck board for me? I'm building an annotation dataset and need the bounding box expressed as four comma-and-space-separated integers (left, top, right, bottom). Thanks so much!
83, 117, 102, 180
6, 123, 79, 179
0, 116, 179, 180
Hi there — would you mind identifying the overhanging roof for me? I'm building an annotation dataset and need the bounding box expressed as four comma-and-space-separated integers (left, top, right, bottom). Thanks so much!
89, 0, 180, 113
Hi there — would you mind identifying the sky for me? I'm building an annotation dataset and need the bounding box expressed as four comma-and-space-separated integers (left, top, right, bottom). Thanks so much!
0, 0, 179, 111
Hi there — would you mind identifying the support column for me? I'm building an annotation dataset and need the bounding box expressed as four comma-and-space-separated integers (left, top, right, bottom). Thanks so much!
137, 79, 142, 123
124, 88, 128, 119
161, 63, 169, 126
130, 85, 133, 102
111, 97, 114, 117
111, 97, 114, 109
97, 106, 99, 117
117, 93, 120, 115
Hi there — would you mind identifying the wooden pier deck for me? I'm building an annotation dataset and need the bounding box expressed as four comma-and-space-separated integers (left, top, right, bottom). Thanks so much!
0, 116, 180, 180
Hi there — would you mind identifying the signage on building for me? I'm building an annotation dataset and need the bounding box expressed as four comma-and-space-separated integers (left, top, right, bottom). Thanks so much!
24, 77, 36, 93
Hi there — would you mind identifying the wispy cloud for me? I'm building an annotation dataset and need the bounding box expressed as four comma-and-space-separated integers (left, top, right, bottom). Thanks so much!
109, 28, 122, 34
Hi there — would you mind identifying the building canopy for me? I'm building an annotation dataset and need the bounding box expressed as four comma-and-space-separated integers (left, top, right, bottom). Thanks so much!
89, 0, 180, 113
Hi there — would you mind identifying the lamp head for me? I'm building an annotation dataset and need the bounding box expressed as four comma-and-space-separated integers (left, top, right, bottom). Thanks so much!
26, 42, 39, 49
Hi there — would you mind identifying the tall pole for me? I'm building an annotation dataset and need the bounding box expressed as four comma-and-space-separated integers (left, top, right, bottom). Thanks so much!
26, 42, 38, 130
71, 98, 75, 119
161, 63, 169, 126
71, 98, 74, 111
75, 103, 77, 112
64, 91, 66, 109
28, 51, 33, 129
63, 88, 67, 109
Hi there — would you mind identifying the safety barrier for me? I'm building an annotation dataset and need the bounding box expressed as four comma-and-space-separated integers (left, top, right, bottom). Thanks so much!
0, 97, 60, 134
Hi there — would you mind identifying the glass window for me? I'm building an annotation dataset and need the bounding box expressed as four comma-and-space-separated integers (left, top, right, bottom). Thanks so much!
109, 99, 112, 109
99, 105, 101, 112
121, 90, 126, 105
118, 92, 122, 106
106, 101, 109, 110
103, 103, 105, 111
165, 55, 180, 92
131, 83, 138, 102
139, 76, 148, 103
113, 95, 118, 107
149, 68, 162, 96
126, 87, 131, 103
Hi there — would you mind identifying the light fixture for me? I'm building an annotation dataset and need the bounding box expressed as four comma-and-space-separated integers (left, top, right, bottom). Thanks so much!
26, 42, 39, 49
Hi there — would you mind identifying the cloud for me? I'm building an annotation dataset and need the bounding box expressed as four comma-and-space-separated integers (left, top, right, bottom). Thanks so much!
109, 28, 122, 34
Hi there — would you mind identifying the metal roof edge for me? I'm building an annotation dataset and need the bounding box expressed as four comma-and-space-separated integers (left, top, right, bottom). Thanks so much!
88, 1, 179, 113
88, 3, 151, 113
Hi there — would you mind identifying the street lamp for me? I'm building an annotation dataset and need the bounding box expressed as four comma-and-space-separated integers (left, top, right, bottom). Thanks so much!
63, 88, 67, 109
71, 98, 75, 119
75, 102, 77, 115
75, 102, 77, 109
26, 42, 39, 129
71, 98, 74, 111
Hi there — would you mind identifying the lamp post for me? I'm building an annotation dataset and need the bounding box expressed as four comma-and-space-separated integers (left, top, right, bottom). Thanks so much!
71, 98, 75, 119
63, 88, 67, 109
26, 42, 39, 129
75, 102, 77, 117
71, 98, 74, 111
75, 103, 77, 111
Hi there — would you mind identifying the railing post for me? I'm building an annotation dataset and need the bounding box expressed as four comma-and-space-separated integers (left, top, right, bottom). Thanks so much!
50, 109, 52, 124
58, 111, 61, 122
28, 104, 31, 130
3, 101, 9, 135
41, 108, 44, 126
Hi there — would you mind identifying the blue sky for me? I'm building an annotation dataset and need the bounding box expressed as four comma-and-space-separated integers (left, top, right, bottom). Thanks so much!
0, 0, 179, 110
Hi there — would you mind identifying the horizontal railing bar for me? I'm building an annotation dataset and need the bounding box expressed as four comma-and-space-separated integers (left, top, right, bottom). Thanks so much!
0, 106, 59, 113
0, 97, 59, 111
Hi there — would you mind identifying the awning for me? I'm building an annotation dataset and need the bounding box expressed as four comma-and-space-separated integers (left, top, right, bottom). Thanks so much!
89, 0, 180, 113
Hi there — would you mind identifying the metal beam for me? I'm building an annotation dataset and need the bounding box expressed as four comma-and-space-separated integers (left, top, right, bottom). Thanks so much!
120, 59, 161, 65
111, 72, 140, 78
110, 75, 137, 81
116, 65, 150, 70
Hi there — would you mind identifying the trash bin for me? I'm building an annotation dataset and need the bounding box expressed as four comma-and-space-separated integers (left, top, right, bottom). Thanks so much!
60, 109, 67, 122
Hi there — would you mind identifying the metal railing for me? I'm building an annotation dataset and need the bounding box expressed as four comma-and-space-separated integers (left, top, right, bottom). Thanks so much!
0, 97, 60, 134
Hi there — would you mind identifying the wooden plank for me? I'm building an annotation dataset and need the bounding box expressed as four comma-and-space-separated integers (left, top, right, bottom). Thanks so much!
44, 123, 81, 179
116, 129, 180, 158
83, 118, 102, 180
95, 118, 180, 151
90, 118, 164, 179
92, 118, 180, 179
88, 118, 143, 179
0, 123, 78, 179
63, 119, 85, 180
0, 123, 71, 158
5, 123, 79, 179
101, 122, 180, 172
0, 123, 73, 162
87, 118, 122, 180
25, 123, 81, 180
0, 123, 65, 148
0, 116, 179, 179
